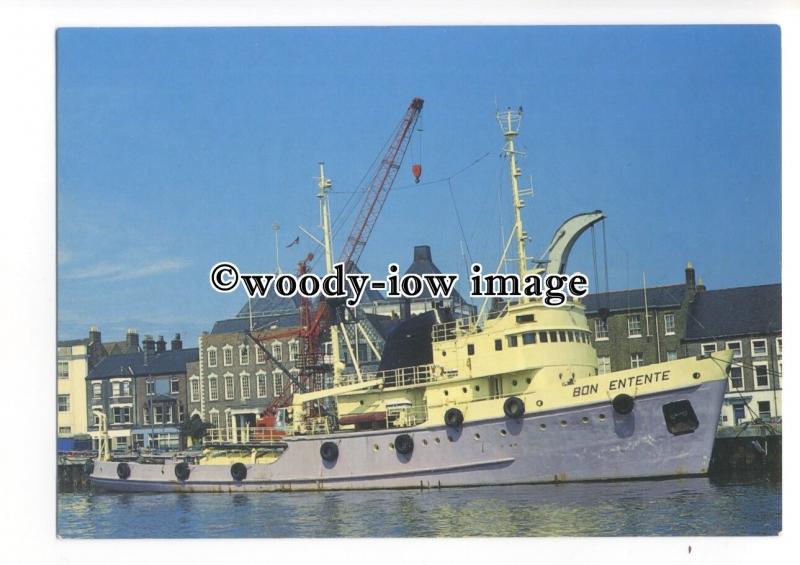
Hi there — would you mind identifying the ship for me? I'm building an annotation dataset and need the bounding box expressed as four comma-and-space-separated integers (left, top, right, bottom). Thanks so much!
90, 106, 732, 492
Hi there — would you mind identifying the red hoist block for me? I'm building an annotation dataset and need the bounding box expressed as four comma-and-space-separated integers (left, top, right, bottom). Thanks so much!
412, 163, 422, 183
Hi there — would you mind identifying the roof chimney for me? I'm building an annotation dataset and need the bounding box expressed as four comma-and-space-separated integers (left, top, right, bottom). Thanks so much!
126, 328, 139, 351
414, 245, 432, 262
171, 333, 183, 351
697, 277, 706, 292
685, 261, 696, 291
156, 335, 166, 353
143, 335, 155, 352
89, 325, 101, 344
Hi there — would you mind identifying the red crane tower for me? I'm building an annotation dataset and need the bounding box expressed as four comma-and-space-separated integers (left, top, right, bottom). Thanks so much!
253, 97, 425, 428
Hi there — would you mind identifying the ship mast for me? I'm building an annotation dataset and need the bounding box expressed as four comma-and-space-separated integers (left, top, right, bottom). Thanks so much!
317, 162, 344, 384
497, 108, 531, 285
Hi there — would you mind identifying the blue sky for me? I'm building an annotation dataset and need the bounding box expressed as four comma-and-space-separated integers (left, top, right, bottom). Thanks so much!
57, 26, 781, 343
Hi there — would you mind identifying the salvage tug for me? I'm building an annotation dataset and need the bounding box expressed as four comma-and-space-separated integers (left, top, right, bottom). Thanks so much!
91, 106, 732, 492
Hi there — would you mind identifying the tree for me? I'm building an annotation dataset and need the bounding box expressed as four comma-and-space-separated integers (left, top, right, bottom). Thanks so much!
180, 414, 211, 448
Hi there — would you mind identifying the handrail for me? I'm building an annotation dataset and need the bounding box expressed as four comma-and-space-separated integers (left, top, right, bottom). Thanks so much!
431, 315, 481, 342
377, 364, 458, 389
204, 426, 289, 445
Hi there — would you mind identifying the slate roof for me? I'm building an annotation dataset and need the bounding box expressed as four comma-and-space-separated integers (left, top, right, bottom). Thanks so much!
685, 284, 781, 340
583, 284, 686, 314
211, 313, 300, 334
58, 338, 88, 347
87, 348, 199, 379
362, 312, 403, 340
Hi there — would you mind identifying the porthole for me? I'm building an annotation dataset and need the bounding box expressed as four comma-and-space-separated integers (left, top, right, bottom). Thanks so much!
474, 433, 481, 441
444, 390, 449, 396
536, 400, 543, 407
442, 351, 447, 356
512, 380, 518, 386
526, 378, 532, 384
373, 444, 379, 451
447, 435, 455, 442
462, 387, 468, 394
359, 400, 364, 405
499, 429, 507, 437
434, 437, 441, 444
581, 417, 590, 424
389, 442, 395, 451
422, 439, 428, 446
598, 413, 606, 421
560, 420, 567, 427
539, 423, 547, 430
475, 385, 481, 392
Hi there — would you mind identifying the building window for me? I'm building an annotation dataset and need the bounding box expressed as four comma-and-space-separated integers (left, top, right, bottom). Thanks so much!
594, 319, 609, 340
111, 380, 131, 397
628, 315, 642, 337
208, 376, 219, 401
209, 410, 220, 429
757, 401, 771, 420
776, 337, 782, 356
58, 361, 69, 379
507, 335, 518, 348
223, 345, 233, 366
630, 353, 644, 369
189, 377, 200, 402
288, 341, 299, 362
663, 313, 676, 336
239, 346, 250, 365
754, 363, 769, 388
272, 342, 283, 362
666, 351, 678, 362
726, 341, 742, 358
256, 346, 266, 364
273, 371, 284, 397
92, 382, 102, 399
240, 374, 251, 400
207, 347, 217, 367
57, 394, 70, 412
224, 374, 235, 400
751, 339, 767, 357
154, 405, 164, 424
701, 343, 717, 356
112, 406, 131, 424
598, 356, 611, 374
257, 373, 268, 398
170, 378, 180, 394
146, 380, 155, 396
178, 404, 185, 423
142, 407, 149, 425
167, 405, 174, 424
58, 426, 71, 435
729, 364, 744, 389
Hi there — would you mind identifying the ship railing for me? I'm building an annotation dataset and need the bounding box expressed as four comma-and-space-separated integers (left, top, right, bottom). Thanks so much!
431, 315, 481, 342
293, 416, 335, 436
386, 403, 429, 428
377, 364, 458, 389
204, 426, 289, 445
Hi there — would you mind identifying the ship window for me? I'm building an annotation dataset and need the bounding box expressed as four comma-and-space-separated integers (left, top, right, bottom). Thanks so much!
495, 339, 502, 351
539, 332, 548, 343
507, 335, 518, 348
559, 331, 567, 342
516, 314, 535, 323
522, 332, 536, 345
662, 400, 699, 435
568, 332, 575, 342
467, 344, 475, 356
550, 331, 558, 342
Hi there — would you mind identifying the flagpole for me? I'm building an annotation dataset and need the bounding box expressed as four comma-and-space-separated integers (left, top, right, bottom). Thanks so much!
273, 223, 281, 274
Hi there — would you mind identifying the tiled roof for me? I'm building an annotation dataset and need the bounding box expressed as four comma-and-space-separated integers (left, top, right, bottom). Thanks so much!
685, 284, 781, 340
583, 284, 686, 314
87, 348, 199, 379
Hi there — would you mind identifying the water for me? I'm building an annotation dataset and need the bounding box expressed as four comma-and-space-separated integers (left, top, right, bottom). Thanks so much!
57, 477, 781, 537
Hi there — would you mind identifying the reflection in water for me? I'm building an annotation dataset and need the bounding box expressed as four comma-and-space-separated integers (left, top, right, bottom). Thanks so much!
57, 477, 781, 538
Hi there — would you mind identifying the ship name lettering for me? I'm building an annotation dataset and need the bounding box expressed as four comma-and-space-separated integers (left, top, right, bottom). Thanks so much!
608, 370, 671, 391
573, 383, 599, 397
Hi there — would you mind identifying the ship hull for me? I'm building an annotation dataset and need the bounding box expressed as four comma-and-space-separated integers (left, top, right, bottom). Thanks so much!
91, 379, 725, 492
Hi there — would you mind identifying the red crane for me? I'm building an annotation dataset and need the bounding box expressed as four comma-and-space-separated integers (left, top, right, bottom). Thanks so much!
255, 97, 425, 425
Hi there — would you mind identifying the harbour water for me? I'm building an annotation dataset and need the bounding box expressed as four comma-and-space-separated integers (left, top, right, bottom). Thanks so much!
57, 476, 781, 537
